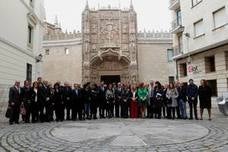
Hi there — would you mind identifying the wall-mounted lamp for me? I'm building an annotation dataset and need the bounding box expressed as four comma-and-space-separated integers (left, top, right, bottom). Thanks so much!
35, 54, 43, 63
184, 33, 190, 38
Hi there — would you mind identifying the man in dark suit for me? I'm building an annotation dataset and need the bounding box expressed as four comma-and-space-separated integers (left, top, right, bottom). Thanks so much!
63, 82, 73, 120
98, 82, 106, 118
115, 83, 123, 118
20, 80, 32, 123
43, 81, 52, 122
187, 79, 199, 120
72, 83, 83, 120
8, 81, 21, 125
37, 77, 48, 122
90, 83, 99, 119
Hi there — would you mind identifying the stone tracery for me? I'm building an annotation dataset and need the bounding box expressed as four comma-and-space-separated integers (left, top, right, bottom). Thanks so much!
82, 4, 138, 84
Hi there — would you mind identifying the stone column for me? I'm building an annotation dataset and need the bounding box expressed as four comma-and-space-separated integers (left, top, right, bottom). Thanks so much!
129, 62, 138, 84
82, 62, 90, 84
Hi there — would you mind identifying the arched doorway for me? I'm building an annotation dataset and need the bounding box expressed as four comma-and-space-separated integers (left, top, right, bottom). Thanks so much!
90, 54, 131, 84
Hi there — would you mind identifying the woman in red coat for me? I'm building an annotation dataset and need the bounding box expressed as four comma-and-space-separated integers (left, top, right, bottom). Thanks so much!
130, 85, 138, 118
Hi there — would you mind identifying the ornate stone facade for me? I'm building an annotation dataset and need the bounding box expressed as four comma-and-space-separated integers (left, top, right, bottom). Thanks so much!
81, 4, 138, 84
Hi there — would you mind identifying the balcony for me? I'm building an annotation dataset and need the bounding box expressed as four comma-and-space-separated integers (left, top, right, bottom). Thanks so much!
173, 45, 183, 57
169, 0, 180, 10
170, 17, 184, 34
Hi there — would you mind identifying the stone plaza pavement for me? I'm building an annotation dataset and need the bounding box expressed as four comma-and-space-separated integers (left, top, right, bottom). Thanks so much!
0, 108, 227, 152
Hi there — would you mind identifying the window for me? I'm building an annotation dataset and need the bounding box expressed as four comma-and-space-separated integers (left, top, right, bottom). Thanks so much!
169, 76, 175, 83
205, 56, 215, 73
167, 49, 174, 62
227, 78, 228, 92
179, 63, 187, 77
65, 48, 69, 55
176, 10, 182, 26
28, 25, 33, 47
45, 49, 50, 55
192, 0, 202, 7
225, 52, 228, 70
213, 7, 226, 29
207, 79, 217, 97
26, 63, 32, 82
194, 19, 204, 38
177, 34, 183, 53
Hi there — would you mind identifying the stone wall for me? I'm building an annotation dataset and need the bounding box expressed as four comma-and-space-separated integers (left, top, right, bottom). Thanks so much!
138, 42, 173, 84
42, 27, 174, 85
42, 39, 82, 85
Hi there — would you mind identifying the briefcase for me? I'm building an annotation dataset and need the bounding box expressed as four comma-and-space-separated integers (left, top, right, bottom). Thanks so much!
5, 106, 12, 118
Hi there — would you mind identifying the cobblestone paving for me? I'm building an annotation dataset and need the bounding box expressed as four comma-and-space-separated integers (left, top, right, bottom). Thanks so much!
0, 109, 227, 152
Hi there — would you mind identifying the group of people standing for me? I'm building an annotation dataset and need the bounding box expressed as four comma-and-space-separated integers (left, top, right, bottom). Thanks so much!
7, 77, 213, 125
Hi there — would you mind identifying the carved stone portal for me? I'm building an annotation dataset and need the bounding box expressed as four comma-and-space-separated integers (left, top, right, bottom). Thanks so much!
82, 7, 138, 84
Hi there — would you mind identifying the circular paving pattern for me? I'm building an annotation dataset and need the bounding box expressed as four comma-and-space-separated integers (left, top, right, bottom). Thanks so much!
52, 121, 209, 146
0, 118, 227, 152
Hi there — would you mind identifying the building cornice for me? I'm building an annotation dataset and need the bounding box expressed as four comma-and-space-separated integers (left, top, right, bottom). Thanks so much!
173, 39, 228, 60
43, 38, 172, 46
137, 39, 172, 44
0, 36, 35, 58
42, 39, 82, 47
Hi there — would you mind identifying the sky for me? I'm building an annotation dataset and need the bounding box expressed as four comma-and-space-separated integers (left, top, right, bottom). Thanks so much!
44, 0, 171, 32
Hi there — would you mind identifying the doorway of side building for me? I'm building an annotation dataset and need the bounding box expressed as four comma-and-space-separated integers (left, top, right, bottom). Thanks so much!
100, 75, 121, 85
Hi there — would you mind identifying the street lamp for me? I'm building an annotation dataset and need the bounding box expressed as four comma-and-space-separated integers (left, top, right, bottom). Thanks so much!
35, 54, 43, 63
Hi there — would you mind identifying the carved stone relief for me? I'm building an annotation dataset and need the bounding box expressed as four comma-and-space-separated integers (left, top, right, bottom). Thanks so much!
82, 8, 138, 84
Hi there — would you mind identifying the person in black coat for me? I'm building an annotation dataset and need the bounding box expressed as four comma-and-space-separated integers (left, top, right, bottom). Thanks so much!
163, 85, 169, 119
43, 81, 53, 122
37, 77, 48, 122
105, 84, 115, 118
83, 83, 92, 119
48, 85, 55, 122
72, 84, 83, 120
90, 83, 99, 119
8, 81, 21, 125
31, 81, 39, 123
177, 82, 188, 119
186, 79, 198, 120
98, 82, 106, 118
20, 80, 32, 123
121, 85, 131, 118
53, 83, 64, 121
198, 79, 212, 120
148, 81, 155, 118
115, 83, 123, 118
153, 81, 163, 119
62, 83, 73, 120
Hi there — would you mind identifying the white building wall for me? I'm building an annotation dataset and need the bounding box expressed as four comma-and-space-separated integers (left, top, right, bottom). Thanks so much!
0, 0, 45, 113
181, 0, 228, 53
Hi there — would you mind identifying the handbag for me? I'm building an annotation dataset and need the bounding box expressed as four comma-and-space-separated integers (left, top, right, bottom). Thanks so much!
5, 106, 12, 118
20, 103, 26, 116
